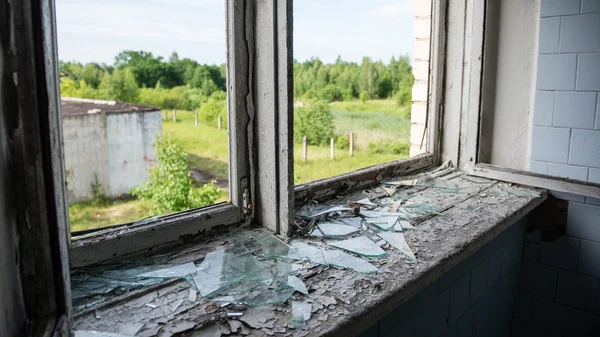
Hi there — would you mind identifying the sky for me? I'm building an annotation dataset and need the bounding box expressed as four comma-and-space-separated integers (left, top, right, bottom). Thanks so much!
56, 0, 414, 65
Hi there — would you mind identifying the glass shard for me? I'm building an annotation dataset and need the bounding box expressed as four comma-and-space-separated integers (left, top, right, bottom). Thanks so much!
378, 232, 417, 261
193, 248, 268, 297
394, 220, 415, 232
242, 230, 296, 257
497, 187, 541, 198
336, 217, 363, 228
361, 210, 407, 219
383, 175, 459, 192
365, 216, 399, 230
287, 275, 309, 295
288, 242, 326, 264
292, 301, 312, 324
310, 222, 361, 237
118, 323, 144, 336
322, 250, 378, 274
296, 205, 353, 218
138, 262, 197, 278
73, 332, 131, 337
188, 289, 197, 302
289, 242, 378, 273
355, 198, 376, 207
328, 236, 386, 257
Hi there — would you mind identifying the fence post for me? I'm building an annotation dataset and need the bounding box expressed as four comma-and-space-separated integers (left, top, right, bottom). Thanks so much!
302, 136, 308, 162
218, 115, 222, 130
172, 109, 177, 123
194, 109, 199, 127
330, 138, 335, 159
349, 132, 354, 157
164, 110, 167, 121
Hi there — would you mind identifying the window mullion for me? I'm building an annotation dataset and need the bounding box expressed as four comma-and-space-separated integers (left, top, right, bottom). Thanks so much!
253, 0, 294, 236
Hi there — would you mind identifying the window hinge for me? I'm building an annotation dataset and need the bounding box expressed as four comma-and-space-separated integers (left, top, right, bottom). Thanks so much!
243, 187, 252, 216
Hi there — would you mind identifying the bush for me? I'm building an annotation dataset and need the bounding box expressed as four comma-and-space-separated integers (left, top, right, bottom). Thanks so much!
318, 84, 342, 102
341, 88, 354, 101
359, 91, 368, 103
199, 97, 227, 128
366, 121, 380, 130
294, 100, 334, 146
367, 141, 409, 156
131, 134, 220, 215
395, 86, 412, 107
335, 135, 350, 150
90, 172, 109, 206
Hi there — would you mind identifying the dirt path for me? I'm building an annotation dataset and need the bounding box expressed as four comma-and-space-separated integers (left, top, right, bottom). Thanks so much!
190, 168, 228, 188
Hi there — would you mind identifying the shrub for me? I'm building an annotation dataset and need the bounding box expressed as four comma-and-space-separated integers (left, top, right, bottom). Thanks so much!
359, 91, 368, 103
90, 172, 109, 205
366, 121, 380, 130
294, 100, 334, 146
395, 86, 413, 107
199, 97, 227, 129
367, 141, 409, 156
131, 134, 220, 215
318, 84, 342, 102
335, 135, 350, 150
341, 88, 354, 101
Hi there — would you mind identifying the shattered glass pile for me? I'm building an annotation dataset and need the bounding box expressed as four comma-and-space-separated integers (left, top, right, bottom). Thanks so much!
72, 168, 541, 334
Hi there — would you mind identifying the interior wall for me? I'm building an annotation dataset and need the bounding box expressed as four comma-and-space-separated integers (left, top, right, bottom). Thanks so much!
478, 0, 540, 169
359, 218, 528, 337
0, 25, 27, 337
521, 2, 600, 336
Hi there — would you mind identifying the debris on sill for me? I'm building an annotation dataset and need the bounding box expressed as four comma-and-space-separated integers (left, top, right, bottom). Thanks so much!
71, 168, 542, 336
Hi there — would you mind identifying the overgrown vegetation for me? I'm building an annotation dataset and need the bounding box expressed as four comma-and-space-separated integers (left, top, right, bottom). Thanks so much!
294, 100, 334, 146
131, 134, 220, 215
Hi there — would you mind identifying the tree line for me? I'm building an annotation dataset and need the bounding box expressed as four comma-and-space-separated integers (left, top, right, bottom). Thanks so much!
60, 50, 414, 108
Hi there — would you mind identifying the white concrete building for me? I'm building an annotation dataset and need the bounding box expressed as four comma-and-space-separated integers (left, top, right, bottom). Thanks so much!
61, 97, 162, 203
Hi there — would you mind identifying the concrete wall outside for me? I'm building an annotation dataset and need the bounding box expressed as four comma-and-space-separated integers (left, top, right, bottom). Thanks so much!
523, 1, 600, 336
62, 113, 109, 202
105, 111, 162, 197
360, 217, 528, 337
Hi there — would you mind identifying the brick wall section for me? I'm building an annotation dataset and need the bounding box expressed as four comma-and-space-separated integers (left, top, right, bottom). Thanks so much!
410, 0, 432, 157
359, 218, 528, 337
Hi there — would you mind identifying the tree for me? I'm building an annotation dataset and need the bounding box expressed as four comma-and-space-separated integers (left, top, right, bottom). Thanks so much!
98, 67, 139, 102
132, 134, 219, 215
360, 91, 369, 103
294, 100, 334, 146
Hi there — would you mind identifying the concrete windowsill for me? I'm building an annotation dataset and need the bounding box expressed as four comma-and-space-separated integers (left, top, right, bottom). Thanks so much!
71, 174, 547, 337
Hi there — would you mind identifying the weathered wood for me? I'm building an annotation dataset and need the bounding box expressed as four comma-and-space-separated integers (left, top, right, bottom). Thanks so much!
172, 109, 176, 122
194, 109, 198, 127
349, 132, 354, 157
70, 203, 238, 268
302, 136, 307, 162
295, 153, 436, 204
71, 174, 547, 337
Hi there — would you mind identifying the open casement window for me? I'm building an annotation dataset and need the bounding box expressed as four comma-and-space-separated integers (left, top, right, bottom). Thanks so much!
9, 0, 450, 334
290, 0, 447, 228
67, 1, 253, 268
454, 0, 600, 199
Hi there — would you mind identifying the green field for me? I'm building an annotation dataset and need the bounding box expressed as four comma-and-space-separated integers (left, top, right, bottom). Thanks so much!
68, 99, 411, 231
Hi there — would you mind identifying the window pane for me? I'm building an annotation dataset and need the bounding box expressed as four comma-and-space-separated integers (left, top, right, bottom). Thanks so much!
293, 0, 431, 185
56, 0, 229, 233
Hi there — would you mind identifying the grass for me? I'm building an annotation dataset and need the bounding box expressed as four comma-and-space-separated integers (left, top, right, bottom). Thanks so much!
68, 98, 410, 231
69, 199, 153, 232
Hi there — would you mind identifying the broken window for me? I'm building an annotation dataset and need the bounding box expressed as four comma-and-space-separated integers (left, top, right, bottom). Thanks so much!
55, 1, 238, 235
292, 0, 436, 184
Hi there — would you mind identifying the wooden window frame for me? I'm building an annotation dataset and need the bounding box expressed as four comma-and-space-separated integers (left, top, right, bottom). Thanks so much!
65, 0, 448, 266
456, 0, 600, 199
66, 1, 253, 268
